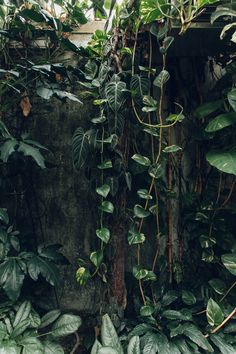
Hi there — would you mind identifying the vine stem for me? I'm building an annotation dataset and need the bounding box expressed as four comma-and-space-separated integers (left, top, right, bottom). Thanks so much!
205, 308, 236, 338
70, 332, 80, 354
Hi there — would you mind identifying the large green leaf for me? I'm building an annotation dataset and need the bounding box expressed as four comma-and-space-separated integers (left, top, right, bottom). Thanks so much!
39, 309, 61, 329
13, 301, 31, 328
211, 6, 236, 24
181, 290, 196, 305
153, 70, 170, 88
96, 184, 110, 198
143, 333, 159, 354
101, 314, 123, 354
11, 319, 31, 337
19, 337, 44, 354
91, 339, 102, 354
27, 256, 60, 286
206, 150, 236, 175
205, 112, 236, 132
0, 140, 17, 163
140, 0, 169, 23
168, 342, 181, 354
174, 339, 192, 354
128, 228, 145, 245
72, 128, 90, 170
194, 100, 223, 119
222, 253, 236, 275
0, 259, 25, 301
183, 325, 213, 352
0, 341, 19, 354
128, 336, 140, 354
43, 340, 64, 354
0, 322, 8, 341
105, 76, 126, 112
206, 298, 224, 327
210, 334, 236, 354
18, 142, 46, 169
51, 314, 81, 337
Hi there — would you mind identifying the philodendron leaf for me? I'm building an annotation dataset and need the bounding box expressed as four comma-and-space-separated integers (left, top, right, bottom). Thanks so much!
90, 250, 103, 267
51, 314, 82, 337
207, 298, 224, 327
148, 163, 163, 179
134, 205, 150, 218
43, 341, 64, 354
96, 228, 110, 243
208, 278, 226, 295
206, 150, 236, 175
39, 310, 61, 329
153, 70, 170, 88
72, 128, 90, 170
101, 201, 114, 214
131, 154, 151, 166
0, 341, 20, 354
222, 253, 236, 275
133, 266, 148, 280
137, 189, 152, 200
128, 229, 145, 245
96, 184, 110, 198
101, 314, 123, 354
127, 336, 140, 354
205, 112, 236, 132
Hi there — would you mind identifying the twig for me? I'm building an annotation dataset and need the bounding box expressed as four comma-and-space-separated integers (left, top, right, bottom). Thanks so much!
205, 307, 236, 338
70, 332, 80, 354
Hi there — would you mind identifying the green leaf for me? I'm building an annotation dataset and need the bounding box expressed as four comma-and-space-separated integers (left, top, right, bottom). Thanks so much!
101, 314, 123, 354
96, 184, 110, 198
105, 75, 126, 112
91, 339, 102, 354
143, 333, 158, 354
137, 189, 152, 200
208, 278, 226, 295
182, 291, 196, 305
128, 229, 145, 245
27, 256, 59, 286
140, 0, 169, 23
0, 209, 9, 224
18, 142, 45, 169
98, 160, 112, 169
90, 250, 103, 267
163, 145, 182, 153
153, 70, 170, 88
207, 298, 224, 327
96, 228, 110, 243
194, 100, 223, 119
43, 341, 64, 354
53, 90, 82, 103
148, 163, 163, 179
228, 89, 236, 111
51, 314, 82, 337
13, 301, 31, 328
0, 341, 19, 354
128, 336, 140, 354
0, 140, 17, 163
205, 112, 236, 132
131, 75, 150, 104
39, 309, 61, 329
211, 6, 236, 24
98, 348, 119, 354
20, 337, 44, 354
222, 253, 236, 275
76, 267, 91, 285
183, 324, 213, 352
162, 309, 192, 321
174, 339, 192, 354
11, 318, 30, 337
133, 266, 148, 280
199, 235, 216, 248
131, 154, 151, 166
0, 259, 25, 301
72, 128, 90, 170
140, 305, 154, 317
206, 150, 236, 175
0, 322, 8, 341
134, 205, 150, 218
101, 201, 114, 214
210, 333, 236, 354
168, 342, 181, 354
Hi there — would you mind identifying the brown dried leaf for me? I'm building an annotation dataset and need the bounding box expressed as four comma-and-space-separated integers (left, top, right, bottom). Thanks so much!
20, 91, 32, 118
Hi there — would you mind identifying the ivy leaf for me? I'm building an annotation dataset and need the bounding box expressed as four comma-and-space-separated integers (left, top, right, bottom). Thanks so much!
96, 228, 110, 243
206, 150, 236, 175
101, 201, 114, 214
222, 253, 236, 275
133, 266, 148, 280
148, 163, 163, 178
51, 314, 82, 337
128, 229, 145, 245
90, 250, 103, 267
207, 298, 224, 327
163, 145, 182, 153
131, 154, 151, 166
153, 70, 170, 88
134, 205, 150, 218
96, 184, 110, 198
137, 189, 152, 200
205, 112, 236, 132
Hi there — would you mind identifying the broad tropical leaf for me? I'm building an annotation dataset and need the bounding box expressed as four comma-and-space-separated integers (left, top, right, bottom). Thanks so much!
51, 314, 82, 337
206, 150, 236, 175
222, 253, 236, 275
205, 112, 236, 132
0, 259, 25, 301
39, 309, 61, 329
43, 340, 64, 354
130, 75, 150, 104
127, 336, 140, 354
13, 301, 31, 328
18, 142, 46, 169
72, 127, 90, 169
140, 0, 169, 23
27, 256, 60, 286
105, 76, 126, 112
210, 334, 236, 354
101, 314, 123, 354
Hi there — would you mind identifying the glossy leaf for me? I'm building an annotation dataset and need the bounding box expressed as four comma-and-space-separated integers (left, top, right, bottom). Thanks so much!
43, 341, 64, 354
148, 163, 163, 179
128, 229, 145, 245
131, 154, 151, 166
101, 314, 123, 354
206, 150, 236, 175
208, 278, 226, 295
222, 253, 236, 275
27, 256, 60, 286
101, 201, 114, 214
205, 112, 236, 132
194, 100, 223, 119
137, 189, 152, 200
134, 205, 150, 218
13, 301, 31, 328
210, 333, 236, 354
39, 309, 61, 329
96, 184, 110, 198
207, 298, 224, 327
98, 160, 112, 169
182, 290, 196, 305
140, 305, 154, 317
0, 259, 25, 301
96, 228, 110, 243
153, 70, 170, 88
163, 145, 182, 153
51, 314, 82, 337
127, 336, 140, 354
0, 209, 9, 224
90, 250, 103, 267
105, 76, 126, 112
140, 0, 169, 23
72, 128, 90, 170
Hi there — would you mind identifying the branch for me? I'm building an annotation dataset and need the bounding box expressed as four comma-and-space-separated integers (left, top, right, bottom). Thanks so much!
205, 308, 236, 338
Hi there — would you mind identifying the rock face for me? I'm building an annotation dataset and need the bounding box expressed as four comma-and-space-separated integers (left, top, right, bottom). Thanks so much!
27, 96, 104, 314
